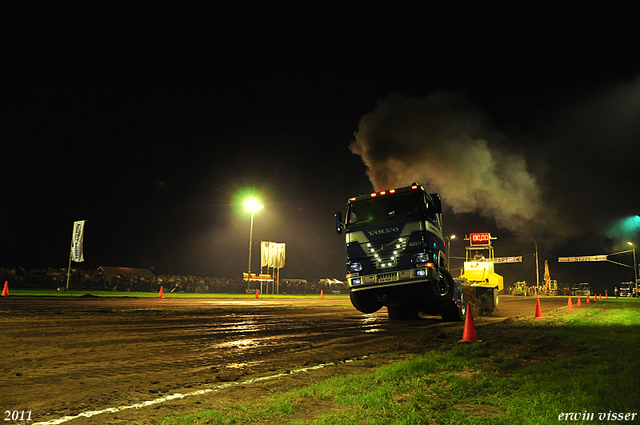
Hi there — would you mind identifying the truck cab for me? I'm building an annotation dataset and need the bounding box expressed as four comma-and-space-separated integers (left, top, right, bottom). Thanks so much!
335, 183, 466, 321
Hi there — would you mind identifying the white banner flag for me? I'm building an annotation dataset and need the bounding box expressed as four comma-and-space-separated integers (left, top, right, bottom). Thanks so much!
271, 242, 286, 268
558, 255, 608, 263
494, 256, 522, 263
261, 241, 286, 268
261, 241, 270, 268
70, 220, 85, 262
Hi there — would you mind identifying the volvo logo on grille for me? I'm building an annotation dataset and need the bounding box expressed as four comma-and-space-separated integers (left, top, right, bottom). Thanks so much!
368, 227, 399, 236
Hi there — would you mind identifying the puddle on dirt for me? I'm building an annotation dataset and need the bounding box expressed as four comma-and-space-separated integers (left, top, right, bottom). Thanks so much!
354, 315, 387, 333
224, 362, 249, 369
214, 338, 256, 349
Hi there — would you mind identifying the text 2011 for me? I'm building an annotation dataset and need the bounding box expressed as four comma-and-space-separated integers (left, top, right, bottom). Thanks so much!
4, 411, 32, 422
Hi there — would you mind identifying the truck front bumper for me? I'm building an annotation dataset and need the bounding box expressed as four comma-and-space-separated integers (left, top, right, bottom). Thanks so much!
348, 266, 439, 291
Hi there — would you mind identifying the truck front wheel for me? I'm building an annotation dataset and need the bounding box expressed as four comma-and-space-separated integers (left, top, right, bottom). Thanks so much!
350, 291, 383, 314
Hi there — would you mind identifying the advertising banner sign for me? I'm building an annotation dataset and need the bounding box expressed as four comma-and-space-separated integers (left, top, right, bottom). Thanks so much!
494, 256, 522, 263
558, 255, 608, 262
261, 241, 286, 268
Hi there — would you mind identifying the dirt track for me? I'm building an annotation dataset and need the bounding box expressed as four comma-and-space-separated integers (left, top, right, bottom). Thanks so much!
0, 295, 573, 424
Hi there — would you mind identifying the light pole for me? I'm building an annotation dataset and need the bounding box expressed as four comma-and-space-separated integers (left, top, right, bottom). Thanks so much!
535, 242, 540, 289
628, 242, 638, 294
446, 235, 456, 269
244, 198, 263, 290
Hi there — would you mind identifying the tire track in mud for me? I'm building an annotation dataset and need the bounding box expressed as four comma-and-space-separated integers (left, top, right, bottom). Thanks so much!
1, 296, 560, 424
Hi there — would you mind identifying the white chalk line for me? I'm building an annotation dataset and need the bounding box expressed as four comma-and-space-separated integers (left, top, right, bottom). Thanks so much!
33, 357, 363, 425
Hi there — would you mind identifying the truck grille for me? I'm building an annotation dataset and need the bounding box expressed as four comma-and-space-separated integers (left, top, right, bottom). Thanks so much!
377, 272, 399, 283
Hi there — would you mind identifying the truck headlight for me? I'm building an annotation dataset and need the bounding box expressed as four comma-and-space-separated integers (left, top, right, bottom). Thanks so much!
414, 252, 428, 264
349, 262, 362, 272
351, 278, 362, 285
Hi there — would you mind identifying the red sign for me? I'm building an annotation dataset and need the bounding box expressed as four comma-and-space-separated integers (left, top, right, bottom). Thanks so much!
470, 233, 491, 246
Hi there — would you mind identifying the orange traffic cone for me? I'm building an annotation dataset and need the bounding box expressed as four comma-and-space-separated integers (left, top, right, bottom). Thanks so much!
255, 289, 259, 298
158, 286, 164, 298
577, 297, 582, 307
599, 294, 602, 301
606, 293, 609, 299
458, 307, 480, 343
320, 289, 324, 298
2, 281, 8, 297
535, 298, 544, 318
586, 295, 591, 304
567, 297, 574, 310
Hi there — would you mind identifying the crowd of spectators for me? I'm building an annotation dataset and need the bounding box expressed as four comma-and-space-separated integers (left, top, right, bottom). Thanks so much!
0, 267, 346, 295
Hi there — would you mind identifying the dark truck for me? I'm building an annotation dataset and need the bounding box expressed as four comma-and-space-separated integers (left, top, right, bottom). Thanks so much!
571, 283, 591, 297
619, 282, 633, 297
335, 183, 466, 321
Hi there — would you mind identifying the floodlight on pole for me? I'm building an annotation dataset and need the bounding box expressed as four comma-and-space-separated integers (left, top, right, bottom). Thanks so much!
446, 235, 456, 268
245, 198, 264, 289
628, 242, 638, 293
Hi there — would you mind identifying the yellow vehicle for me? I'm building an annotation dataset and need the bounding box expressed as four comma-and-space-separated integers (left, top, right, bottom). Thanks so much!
458, 233, 504, 314
543, 260, 558, 295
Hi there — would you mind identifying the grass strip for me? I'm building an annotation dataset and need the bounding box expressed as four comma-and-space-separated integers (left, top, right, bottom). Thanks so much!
158, 301, 640, 424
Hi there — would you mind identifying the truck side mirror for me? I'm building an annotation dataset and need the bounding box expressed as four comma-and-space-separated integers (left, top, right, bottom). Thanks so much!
335, 212, 343, 234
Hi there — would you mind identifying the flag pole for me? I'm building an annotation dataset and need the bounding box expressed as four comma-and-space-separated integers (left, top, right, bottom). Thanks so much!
65, 250, 72, 292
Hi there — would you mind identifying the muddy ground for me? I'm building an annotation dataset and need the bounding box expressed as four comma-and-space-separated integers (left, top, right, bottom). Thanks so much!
0, 295, 576, 424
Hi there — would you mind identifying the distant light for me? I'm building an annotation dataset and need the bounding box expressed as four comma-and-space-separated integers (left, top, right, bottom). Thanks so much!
244, 198, 264, 213
389, 189, 396, 194
380, 191, 386, 195
607, 216, 640, 239
370, 192, 377, 197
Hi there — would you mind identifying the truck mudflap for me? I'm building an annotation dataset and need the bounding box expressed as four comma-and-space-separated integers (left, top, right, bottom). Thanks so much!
462, 284, 499, 315
439, 274, 467, 321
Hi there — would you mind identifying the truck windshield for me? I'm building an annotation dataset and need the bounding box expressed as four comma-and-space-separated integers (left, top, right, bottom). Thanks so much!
346, 191, 434, 229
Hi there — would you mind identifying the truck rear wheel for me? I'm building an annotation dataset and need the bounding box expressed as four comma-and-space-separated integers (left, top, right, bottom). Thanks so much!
439, 270, 466, 321
350, 291, 383, 314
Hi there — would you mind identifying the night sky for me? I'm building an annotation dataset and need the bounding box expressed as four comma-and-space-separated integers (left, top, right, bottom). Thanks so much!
3, 1, 640, 292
